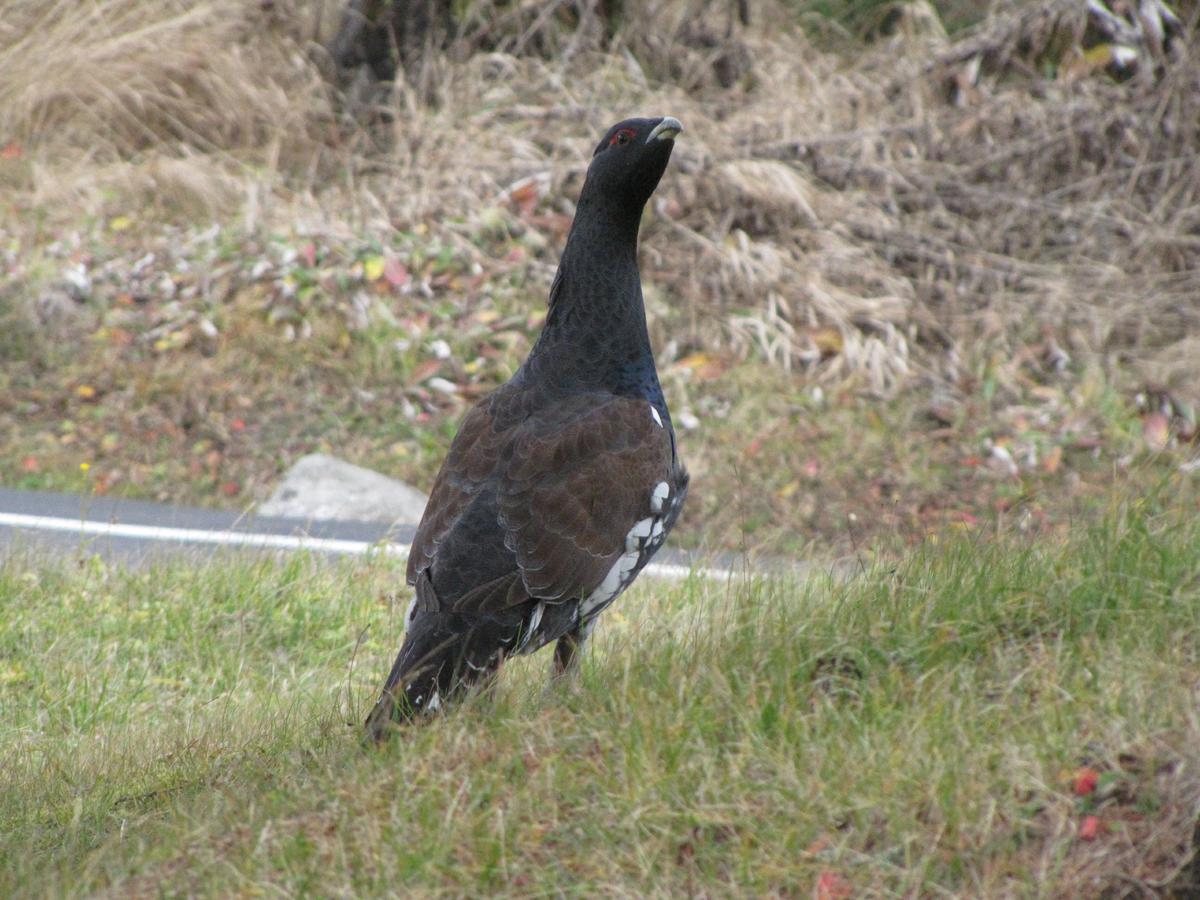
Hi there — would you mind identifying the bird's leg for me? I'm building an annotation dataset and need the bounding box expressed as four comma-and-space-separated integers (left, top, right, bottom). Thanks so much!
552, 619, 596, 678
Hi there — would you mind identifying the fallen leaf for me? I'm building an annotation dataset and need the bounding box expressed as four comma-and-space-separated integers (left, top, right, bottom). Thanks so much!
363, 255, 385, 282
803, 836, 830, 856
0, 142, 21, 160
471, 309, 501, 325
74, 384, 97, 401
109, 215, 133, 232
674, 352, 729, 381
221, 481, 240, 497
384, 257, 410, 288
1073, 767, 1100, 797
815, 870, 853, 900
508, 178, 541, 216
20, 456, 39, 473
231, 418, 246, 432
300, 242, 316, 268
406, 358, 442, 387
1143, 412, 1170, 452
807, 327, 844, 358
1042, 445, 1063, 474
1085, 42, 1138, 70
1078, 815, 1102, 841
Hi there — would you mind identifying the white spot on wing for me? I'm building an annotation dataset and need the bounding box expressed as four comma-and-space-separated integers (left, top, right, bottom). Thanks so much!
626, 517, 654, 550
578, 508, 657, 619
651, 482, 670, 513
582, 551, 631, 616
650, 405, 663, 428
404, 596, 419, 629
516, 601, 545, 652
425, 690, 441, 712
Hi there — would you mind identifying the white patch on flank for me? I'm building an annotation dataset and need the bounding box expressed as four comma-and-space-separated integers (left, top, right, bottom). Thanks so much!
425, 690, 441, 712
650, 481, 669, 513
626, 517, 654, 549
582, 503, 660, 621
650, 519, 664, 542
516, 601, 546, 652
404, 596, 419, 629
582, 548, 636, 617
650, 405, 663, 428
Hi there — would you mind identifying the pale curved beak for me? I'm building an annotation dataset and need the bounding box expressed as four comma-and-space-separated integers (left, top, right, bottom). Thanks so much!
647, 117, 683, 143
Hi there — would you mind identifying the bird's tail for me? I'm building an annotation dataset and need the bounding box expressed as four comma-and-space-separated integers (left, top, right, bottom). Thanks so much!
364, 573, 523, 742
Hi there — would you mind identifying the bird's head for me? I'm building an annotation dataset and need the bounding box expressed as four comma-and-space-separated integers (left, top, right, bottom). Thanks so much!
581, 116, 682, 213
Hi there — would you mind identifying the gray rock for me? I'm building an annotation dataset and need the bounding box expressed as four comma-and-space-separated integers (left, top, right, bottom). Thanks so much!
260, 454, 428, 524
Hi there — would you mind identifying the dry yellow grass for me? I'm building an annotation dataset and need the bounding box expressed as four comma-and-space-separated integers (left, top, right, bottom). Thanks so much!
2, 0, 1197, 395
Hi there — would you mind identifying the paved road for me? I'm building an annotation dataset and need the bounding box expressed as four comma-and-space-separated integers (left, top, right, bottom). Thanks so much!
0, 486, 417, 565
0, 487, 739, 579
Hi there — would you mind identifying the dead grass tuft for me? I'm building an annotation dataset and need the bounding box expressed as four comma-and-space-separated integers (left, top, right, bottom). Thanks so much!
0, 0, 333, 214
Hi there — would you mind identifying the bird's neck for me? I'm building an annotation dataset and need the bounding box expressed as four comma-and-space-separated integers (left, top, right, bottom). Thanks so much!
529, 194, 662, 402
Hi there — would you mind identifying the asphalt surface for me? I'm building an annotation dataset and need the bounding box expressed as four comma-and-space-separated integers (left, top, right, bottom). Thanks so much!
0, 486, 415, 566
0, 487, 746, 579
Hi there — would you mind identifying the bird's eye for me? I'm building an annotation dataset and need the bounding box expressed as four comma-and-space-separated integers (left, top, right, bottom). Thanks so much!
608, 128, 636, 148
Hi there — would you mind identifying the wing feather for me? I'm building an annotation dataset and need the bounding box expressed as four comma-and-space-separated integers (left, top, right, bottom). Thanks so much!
408, 389, 676, 616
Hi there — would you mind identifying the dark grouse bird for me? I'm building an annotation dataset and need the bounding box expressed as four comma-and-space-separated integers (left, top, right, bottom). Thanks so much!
365, 115, 688, 739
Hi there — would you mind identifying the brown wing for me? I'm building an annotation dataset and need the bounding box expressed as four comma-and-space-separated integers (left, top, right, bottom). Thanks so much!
405, 397, 506, 585
497, 394, 675, 602
408, 388, 675, 613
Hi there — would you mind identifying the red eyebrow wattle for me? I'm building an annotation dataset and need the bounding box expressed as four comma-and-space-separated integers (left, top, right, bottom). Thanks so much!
609, 127, 637, 145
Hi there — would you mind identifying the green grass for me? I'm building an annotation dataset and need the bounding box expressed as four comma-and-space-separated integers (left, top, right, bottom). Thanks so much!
2, 499, 1199, 896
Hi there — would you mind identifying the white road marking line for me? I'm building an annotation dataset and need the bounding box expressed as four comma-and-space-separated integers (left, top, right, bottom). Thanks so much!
0, 512, 403, 557
0, 511, 735, 581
